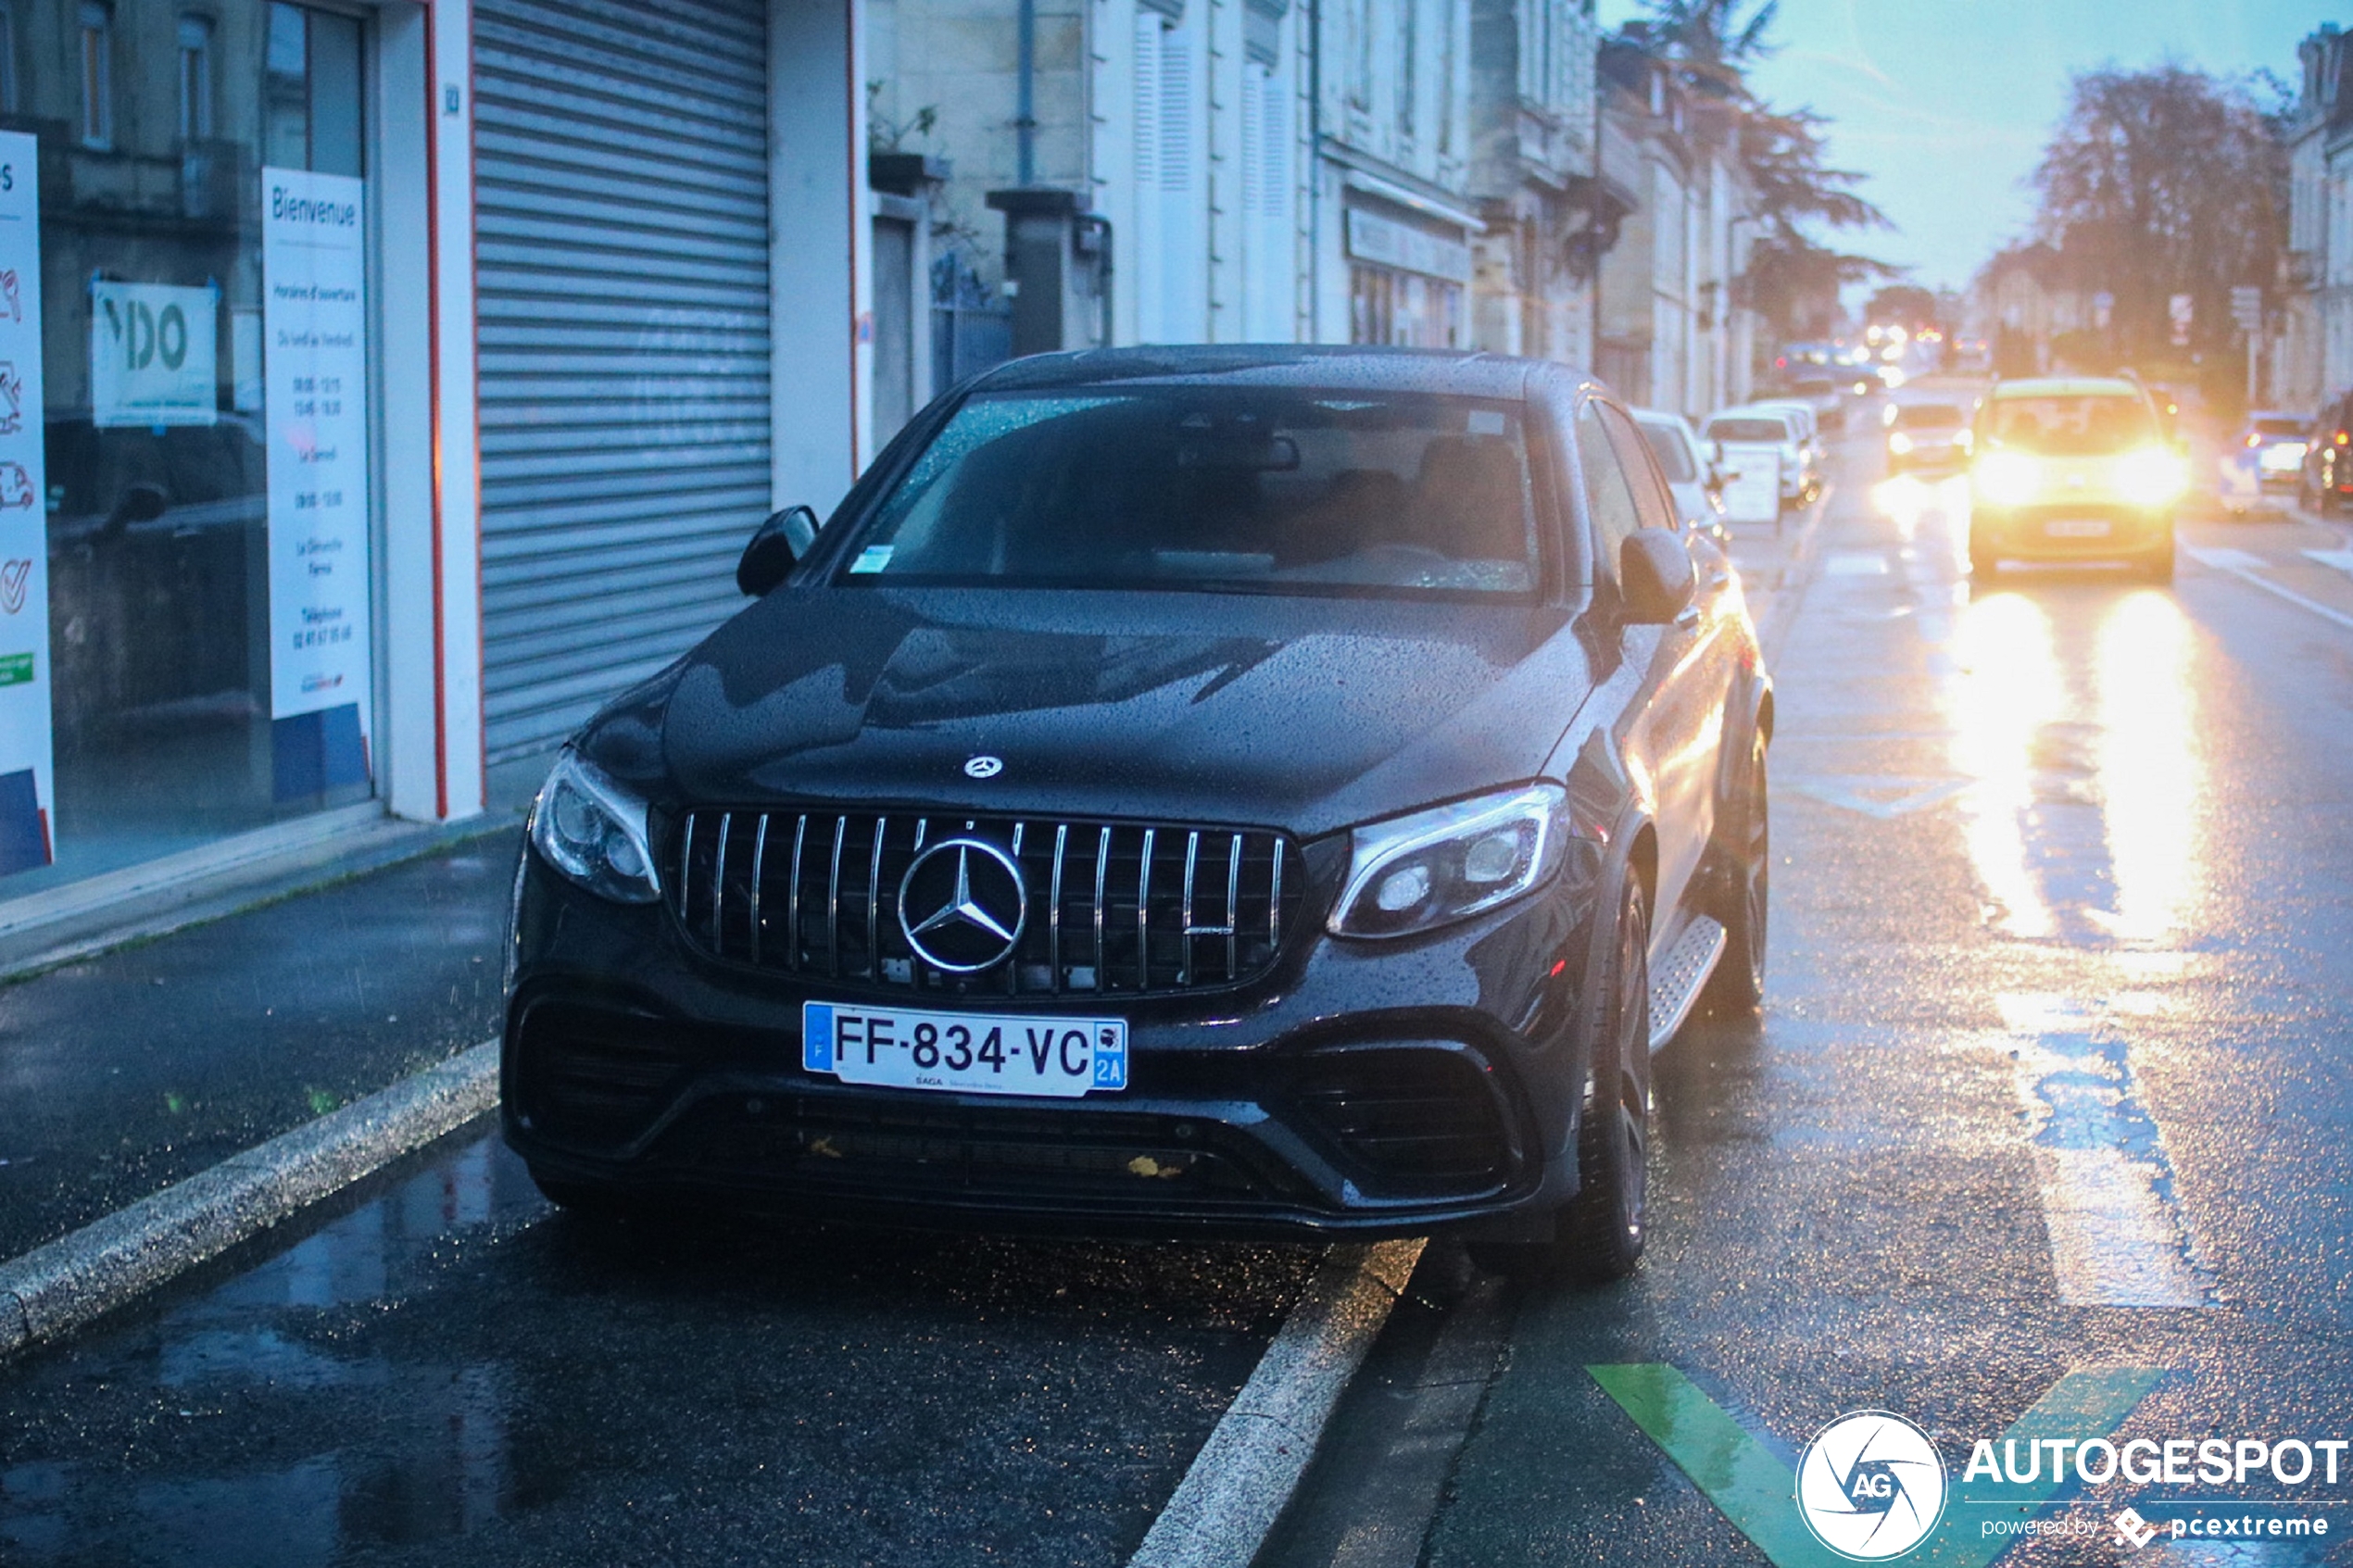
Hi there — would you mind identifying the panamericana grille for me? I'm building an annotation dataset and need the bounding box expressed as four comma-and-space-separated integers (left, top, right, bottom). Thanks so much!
670, 809, 1304, 996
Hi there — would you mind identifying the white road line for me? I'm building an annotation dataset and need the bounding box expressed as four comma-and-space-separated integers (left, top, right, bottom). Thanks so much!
2300, 547, 2353, 574
2183, 546, 2353, 633
1999, 996, 2212, 1310
1825, 551, 1892, 576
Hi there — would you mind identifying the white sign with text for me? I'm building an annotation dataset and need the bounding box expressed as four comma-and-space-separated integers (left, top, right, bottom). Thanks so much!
0, 131, 54, 873
262, 168, 373, 797
90, 280, 218, 428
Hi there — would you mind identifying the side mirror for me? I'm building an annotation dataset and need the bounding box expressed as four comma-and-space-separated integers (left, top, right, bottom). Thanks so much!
737, 505, 820, 596
1620, 531, 1697, 624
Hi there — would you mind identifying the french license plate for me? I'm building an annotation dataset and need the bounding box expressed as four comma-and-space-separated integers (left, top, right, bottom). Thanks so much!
2044, 518, 2111, 538
802, 1001, 1128, 1098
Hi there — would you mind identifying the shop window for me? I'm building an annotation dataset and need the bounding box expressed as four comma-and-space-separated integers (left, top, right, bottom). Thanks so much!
177, 15, 214, 141
4, 1, 379, 893
78, 2, 113, 149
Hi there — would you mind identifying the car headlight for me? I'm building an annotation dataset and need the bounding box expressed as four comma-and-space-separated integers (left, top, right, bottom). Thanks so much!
1329, 784, 1575, 938
1888, 432, 1915, 456
1973, 450, 2041, 507
2114, 446, 2189, 508
530, 750, 661, 904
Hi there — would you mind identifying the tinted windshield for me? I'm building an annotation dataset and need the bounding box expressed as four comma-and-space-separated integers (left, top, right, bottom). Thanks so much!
1984, 395, 2158, 456
1707, 417, 1791, 443
1895, 404, 1964, 430
844, 389, 1541, 596
2252, 419, 2306, 438
1638, 421, 1697, 482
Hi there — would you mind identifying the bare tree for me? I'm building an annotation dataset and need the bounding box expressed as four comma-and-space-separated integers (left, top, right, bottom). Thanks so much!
2031, 66, 2286, 365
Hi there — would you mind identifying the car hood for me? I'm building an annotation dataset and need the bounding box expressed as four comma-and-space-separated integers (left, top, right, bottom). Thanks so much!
581, 586, 1592, 840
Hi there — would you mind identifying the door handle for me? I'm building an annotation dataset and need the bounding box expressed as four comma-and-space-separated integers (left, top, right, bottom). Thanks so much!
1673, 603, 1702, 630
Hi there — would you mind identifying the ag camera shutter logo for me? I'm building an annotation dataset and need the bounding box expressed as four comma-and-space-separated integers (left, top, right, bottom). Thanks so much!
1795, 1410, 1948, 1560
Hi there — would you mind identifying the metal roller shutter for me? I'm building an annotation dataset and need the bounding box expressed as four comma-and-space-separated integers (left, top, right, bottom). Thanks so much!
473, 0, 771, 760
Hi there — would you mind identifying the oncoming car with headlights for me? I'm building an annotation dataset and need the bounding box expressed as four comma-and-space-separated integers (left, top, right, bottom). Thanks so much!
504, 346, 1773, 1281
1966, 376, 2184, 582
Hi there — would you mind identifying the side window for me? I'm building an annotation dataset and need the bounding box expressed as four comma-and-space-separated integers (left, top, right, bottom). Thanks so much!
1599, 404, 1680, 533
1576, 401, 1643, 587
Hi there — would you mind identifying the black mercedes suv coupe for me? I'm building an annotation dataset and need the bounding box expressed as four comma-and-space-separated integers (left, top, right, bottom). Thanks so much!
503, 346, 1773, 1280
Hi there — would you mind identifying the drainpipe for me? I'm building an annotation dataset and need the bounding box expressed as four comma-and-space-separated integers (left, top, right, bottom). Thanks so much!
1016, 0, 1038, 186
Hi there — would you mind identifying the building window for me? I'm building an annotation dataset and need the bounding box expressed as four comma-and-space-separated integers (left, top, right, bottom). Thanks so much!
1398, 0, 1417, 142
1435, 4, 1454, 156
1347, 0, 1372, 111
78, 2, 114, 148
179, 14, 216, 141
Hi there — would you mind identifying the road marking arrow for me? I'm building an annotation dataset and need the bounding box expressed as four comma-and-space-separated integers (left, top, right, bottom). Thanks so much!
1782, 773, 1973, 820
1589, 1362, 2165, 1567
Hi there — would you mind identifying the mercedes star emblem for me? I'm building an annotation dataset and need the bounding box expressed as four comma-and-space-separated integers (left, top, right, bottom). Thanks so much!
964, 755, 1004, 778
898, 838, 1028, 972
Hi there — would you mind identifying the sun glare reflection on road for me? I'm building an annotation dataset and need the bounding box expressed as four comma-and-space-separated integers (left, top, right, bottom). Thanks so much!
2094, 592, 2203, 947
1948, 591, 2061, 939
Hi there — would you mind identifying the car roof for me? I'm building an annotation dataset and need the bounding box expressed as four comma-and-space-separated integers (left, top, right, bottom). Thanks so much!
1629, 408, 1697, 435
1707, 406, 1798, 425
1989, 377, 2143, 400
964, 345, 1555, 400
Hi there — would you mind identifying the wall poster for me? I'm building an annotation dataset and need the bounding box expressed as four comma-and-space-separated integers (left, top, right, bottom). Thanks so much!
261, 167, 373, 801
0, 131, 54, 874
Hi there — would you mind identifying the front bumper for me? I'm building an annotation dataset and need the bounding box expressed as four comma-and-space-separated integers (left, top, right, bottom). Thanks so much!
1970, 503, 2172, 561
501, 843, 1604, 1241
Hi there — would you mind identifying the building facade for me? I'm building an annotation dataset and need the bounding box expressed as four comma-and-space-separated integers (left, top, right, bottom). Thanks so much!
1465, 0, 1604, 368
0, 0, 869, 912
2282, 23, 2353, 414
1591, 41, 1754, 418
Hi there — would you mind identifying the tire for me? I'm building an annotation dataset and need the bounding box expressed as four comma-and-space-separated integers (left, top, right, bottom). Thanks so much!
1469, 876, 1653, 1284
1703, 733, 1768, 1014
2142, 533, 2176, 584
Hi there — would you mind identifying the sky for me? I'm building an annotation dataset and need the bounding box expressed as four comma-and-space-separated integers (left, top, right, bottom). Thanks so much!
1597, 1, 2334, 293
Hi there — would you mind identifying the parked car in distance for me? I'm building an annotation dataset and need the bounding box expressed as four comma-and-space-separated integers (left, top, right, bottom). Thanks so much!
1882, 399, 1972, 475
1704, 407, 1811, 508
2302, 394, 2353, 514
1749, 400, 1829, 489
1630, 408, 1727, 532
1967, 376, 2183, 582
2219, 410, 2309, 516
503, 345, 1776, 1284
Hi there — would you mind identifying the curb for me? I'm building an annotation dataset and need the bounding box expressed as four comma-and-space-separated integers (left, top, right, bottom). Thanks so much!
0, 1039, 499, 1356
1128, 1236, 1426, 1568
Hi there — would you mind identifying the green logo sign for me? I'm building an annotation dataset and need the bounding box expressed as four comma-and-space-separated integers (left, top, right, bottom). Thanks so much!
0, 652, 34, 687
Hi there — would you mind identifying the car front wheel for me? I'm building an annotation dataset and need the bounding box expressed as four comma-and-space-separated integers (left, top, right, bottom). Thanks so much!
1470, 875, 1652, 1284
1704, 733, 1768, 1013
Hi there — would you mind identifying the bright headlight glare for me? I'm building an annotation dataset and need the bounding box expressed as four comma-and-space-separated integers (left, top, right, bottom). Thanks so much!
1330, 784, 1574, 938
2115, 446, 2189, 507
1887, 432, 1914, 456
530, 750, 662, 905
1973, 450, 2042, 507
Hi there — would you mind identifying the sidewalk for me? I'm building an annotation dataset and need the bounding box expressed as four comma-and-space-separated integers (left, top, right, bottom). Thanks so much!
0, 824, 523, 1261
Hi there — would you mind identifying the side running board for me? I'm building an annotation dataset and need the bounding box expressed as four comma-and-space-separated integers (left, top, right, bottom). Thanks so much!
1647, 916, 1726, 1052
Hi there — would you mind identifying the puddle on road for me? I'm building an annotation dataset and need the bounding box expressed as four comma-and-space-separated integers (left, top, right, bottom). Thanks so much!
0, 1133, 547, 1564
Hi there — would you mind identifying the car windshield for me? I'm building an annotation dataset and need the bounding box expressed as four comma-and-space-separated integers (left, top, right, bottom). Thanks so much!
1895, 404, 1964, 430
1983, 395, 2158, 456
841, 389, 1541, 596
2252, 418, 2306, 438
1707, 417, 1791, 443
1638, 421, 1696, 482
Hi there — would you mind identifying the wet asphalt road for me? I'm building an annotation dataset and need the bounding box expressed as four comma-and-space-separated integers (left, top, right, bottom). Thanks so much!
11, 412, 2353, 1565
0, 832, 520, 1260
1270, 422, 2353, 1566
